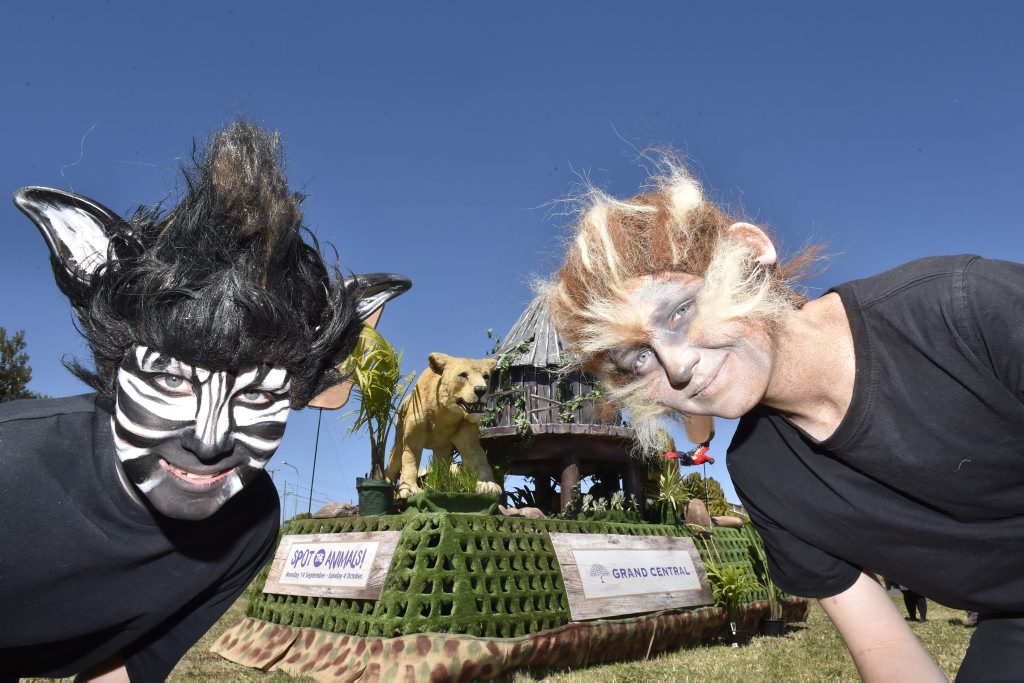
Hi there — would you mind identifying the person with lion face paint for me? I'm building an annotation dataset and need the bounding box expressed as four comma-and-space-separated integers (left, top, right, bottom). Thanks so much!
549, 157, 1024, 682
0, 122, 410, 681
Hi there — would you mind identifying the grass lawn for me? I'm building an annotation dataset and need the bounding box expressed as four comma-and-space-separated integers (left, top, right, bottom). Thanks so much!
516, 598, 974, 682
24, 590, 973, 681
160, 589, 975, 682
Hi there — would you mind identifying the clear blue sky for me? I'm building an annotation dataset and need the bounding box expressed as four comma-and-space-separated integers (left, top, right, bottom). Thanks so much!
3, 1, 1022, 512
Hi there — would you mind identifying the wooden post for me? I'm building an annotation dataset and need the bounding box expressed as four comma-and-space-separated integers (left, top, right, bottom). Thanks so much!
535, 474, 554, 513
560, 455, 580, 510
624, 458, 644, 513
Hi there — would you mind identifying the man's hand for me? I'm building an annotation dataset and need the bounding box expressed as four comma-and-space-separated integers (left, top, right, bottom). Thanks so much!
819, 571, 946, 682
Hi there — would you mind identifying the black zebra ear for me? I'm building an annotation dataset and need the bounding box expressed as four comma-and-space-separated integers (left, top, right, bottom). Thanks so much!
347, 272, 412, 321
13, 186, 122, 301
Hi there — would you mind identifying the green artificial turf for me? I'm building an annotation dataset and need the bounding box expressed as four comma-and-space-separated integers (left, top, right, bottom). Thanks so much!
246, 512, 766, 639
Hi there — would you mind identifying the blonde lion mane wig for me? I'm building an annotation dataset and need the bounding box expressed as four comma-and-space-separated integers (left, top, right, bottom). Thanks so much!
548, 158, 819, 451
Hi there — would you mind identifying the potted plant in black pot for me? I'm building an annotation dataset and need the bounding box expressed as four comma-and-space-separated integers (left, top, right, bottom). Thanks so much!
745, 524, 786, 636
704, 543, 760, 647
345, 324, 416, 516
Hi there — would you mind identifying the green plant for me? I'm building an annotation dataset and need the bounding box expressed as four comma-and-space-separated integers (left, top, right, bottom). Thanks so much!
480, 332, 534, 434
493, 339, 533, 371
578, 490, 643, 523
581, 493, 609, 514
506, 477, 539, 509
419, 455, 479, 493
0, 328, 47, 402
654, 457, 690, 525
552, 482, 583, 520
557, 387, 602, 423
682, 471, 730, 517
510, 391, 533, 437
703, 539, 760, 624
745, 524, 784, 619
343, 324, 417, 479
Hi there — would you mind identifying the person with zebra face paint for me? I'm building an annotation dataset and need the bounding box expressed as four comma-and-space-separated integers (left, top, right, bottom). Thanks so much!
114, 346, 294, 520
2, 121, 410, 681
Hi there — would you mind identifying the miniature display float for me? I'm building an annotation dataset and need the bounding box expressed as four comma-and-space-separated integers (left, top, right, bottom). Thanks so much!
213, 308, 809, 680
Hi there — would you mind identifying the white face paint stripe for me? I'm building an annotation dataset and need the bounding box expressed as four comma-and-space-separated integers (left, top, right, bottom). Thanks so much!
259, 366, 291, 392
114, 402, 183, 441
235, 367, 261, 387
193, 371, 233, 450
235, 433, 285, 452
135, 471, 166, 493
137, 348, 202, 381
118, 372, 197, 422
217, 471, 244, 504
233, 401, 290, 427
111, 418, 154, 461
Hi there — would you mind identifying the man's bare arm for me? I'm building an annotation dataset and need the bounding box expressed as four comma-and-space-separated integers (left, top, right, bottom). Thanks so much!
819, 571, 945, 682
76, 655, 130, 683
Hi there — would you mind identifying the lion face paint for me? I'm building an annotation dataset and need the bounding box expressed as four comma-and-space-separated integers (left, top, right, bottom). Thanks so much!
113, 345, 291, 520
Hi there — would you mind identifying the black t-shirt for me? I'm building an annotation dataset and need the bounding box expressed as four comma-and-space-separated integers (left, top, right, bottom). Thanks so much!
728, 255, 1024, 613
0, 394, 280, 680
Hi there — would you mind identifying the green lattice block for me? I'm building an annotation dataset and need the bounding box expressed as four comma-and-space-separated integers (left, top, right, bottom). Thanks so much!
246, 513, 769, 638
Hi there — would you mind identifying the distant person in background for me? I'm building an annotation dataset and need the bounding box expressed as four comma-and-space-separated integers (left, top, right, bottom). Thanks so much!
549, 155, 1024, 682
900, 586, 928, 623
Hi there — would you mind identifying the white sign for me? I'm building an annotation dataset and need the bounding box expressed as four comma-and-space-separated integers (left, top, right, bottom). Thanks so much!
263, 531, 401, 600
549, 532, 712, 620
573, 548, 702, 599
279, 540, 380, 588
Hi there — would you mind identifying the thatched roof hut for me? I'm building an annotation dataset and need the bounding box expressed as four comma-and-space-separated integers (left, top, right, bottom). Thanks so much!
481, 295, 642, 512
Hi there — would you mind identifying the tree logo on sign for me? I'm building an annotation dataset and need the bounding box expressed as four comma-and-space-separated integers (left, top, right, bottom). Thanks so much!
590, 564, 610, 583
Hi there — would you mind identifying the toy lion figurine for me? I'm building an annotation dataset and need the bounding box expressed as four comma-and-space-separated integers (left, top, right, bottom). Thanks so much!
385, 353, 501, 498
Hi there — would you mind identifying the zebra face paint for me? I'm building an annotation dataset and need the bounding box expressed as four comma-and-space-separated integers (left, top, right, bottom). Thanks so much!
113, 346, 291, 520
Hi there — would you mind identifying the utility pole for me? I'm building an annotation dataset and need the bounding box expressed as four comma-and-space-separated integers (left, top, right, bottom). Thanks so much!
308, 408, 323, 514
281, 461, 301, 518
281, 481, 289, 524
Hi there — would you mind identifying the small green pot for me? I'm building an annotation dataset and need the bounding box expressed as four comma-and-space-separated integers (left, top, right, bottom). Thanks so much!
406, 491, 499, 514
356, 477, 395, 516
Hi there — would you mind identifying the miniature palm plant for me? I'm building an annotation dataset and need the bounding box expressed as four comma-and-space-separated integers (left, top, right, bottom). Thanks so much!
344, 324, 416, 479
745, 524, 784, 620
703, 538, 760, 637
706, 561, 759, 625
654, 455, 689, 524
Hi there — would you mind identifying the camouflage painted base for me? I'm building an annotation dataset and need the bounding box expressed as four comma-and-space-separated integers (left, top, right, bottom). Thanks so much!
212, 598, 809, 681
216, 513, 809, 679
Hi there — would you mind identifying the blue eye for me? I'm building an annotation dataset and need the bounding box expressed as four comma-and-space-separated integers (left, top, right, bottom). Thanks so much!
237, 390, 272, 406
633, 349, 652, 375
153, 374, 193, 395
672, 301, 692, 321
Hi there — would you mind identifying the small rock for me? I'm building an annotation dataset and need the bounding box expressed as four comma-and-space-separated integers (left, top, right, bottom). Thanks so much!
313, 502, 359, 519
684, 499, 712, 526
499, 504, 547, 519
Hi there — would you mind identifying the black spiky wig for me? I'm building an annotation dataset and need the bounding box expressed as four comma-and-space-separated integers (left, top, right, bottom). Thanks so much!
68, 121, 362, 408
